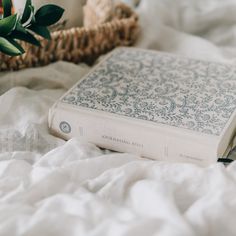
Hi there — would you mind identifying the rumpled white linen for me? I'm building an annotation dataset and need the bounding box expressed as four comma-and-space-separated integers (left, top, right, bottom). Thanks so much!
1, 0, 236, 235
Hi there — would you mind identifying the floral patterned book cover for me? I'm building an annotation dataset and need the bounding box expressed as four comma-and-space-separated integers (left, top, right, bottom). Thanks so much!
49, 47, 236, 165
62, 47, 236, 136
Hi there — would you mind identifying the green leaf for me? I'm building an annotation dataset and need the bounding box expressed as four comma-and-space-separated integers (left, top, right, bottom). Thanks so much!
0, 14, 17, 36
30, 13, 36, 24
21, 0, 32, 24
28, 24, 51, 40
0, 36, 24, 56
11, 30, 40, 47
7, 37, 25, 53
15, 21, 27, 34
35, 4, 64, 26
2, 0, 12, 18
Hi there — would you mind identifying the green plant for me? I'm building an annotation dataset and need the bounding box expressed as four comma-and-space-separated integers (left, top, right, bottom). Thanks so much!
0, 0, 64, 56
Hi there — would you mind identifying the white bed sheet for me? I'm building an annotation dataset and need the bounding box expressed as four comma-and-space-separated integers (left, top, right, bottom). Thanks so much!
1, 0, 236, 235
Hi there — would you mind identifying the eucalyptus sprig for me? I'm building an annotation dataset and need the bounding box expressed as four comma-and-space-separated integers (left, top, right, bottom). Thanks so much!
0, 0, 64, 56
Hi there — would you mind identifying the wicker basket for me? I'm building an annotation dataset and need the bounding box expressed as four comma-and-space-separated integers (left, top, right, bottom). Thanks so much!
0, 1, 139, 71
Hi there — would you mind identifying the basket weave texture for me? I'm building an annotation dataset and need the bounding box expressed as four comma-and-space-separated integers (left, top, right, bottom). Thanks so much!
0, 2, 139, 71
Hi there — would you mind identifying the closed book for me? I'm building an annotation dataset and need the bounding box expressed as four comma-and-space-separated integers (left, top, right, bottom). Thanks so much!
48, 47, 236, 166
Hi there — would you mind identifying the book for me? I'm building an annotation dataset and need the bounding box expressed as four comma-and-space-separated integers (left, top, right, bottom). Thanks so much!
48, 47, 236, 166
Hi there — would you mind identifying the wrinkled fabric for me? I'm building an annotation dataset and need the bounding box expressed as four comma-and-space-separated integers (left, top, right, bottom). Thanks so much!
1, 0, 236, 235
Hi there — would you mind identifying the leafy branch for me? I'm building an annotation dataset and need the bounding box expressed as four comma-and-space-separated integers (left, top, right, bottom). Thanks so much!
0, 0, 64, 56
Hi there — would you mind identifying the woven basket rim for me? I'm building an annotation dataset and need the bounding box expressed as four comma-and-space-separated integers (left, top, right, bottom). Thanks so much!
0, 2, 139, 71
49, 3, 138, 37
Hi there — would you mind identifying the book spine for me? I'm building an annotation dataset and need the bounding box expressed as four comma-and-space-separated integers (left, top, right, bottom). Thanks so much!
49, 104, 217, 166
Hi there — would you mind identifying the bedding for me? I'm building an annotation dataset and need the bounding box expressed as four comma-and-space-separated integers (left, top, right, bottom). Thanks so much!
1, 0, 236, 235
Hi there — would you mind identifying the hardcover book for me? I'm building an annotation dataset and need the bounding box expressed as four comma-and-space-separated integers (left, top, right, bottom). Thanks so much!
48, 47, 236, 165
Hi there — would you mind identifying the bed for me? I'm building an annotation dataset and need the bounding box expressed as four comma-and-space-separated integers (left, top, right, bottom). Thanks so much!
1, 0, 236, 235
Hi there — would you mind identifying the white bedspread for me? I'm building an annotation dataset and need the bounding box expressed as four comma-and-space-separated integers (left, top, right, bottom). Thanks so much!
1, 0, 236, 235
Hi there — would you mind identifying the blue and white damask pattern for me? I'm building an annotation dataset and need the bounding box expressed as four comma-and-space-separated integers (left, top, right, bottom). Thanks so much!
62, 48, 236, 136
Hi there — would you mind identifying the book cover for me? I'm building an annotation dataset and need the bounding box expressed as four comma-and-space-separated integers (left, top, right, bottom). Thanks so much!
49, 47, 236, 165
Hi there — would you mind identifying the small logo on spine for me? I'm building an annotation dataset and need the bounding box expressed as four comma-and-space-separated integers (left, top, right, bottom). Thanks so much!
59, 121, 71, 134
